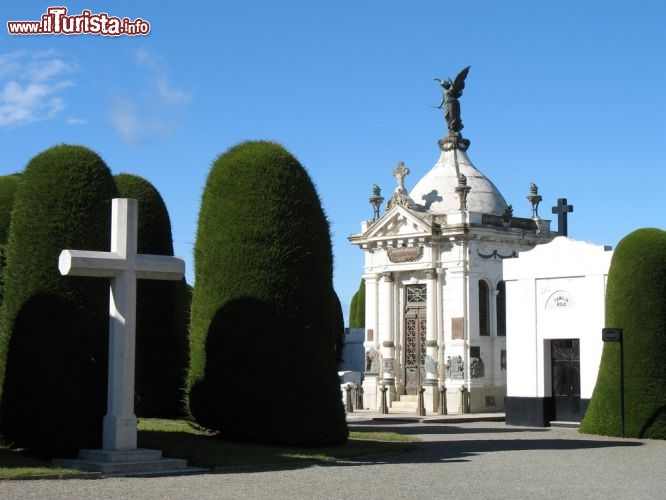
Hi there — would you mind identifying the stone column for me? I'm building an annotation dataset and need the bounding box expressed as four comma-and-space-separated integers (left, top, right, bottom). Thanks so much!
424, 268, 439, 411
362, 273, 379, 410
380, 271, 397, 403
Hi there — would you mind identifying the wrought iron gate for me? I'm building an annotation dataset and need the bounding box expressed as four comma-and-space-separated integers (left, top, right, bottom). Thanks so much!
405, 307, 426, 395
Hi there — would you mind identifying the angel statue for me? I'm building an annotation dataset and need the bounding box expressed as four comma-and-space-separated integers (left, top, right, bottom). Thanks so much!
434, 66, 471, 135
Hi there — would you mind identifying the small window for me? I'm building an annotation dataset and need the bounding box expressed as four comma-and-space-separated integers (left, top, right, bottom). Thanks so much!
406, 284, 427, 306
479, 280, 490, 336
496, 281, 506, 336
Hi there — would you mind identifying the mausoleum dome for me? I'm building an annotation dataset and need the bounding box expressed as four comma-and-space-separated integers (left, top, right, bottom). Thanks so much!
409, 145, 508, 216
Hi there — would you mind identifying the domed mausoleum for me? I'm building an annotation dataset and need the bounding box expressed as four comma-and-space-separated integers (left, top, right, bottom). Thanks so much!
349, 69, 558, 413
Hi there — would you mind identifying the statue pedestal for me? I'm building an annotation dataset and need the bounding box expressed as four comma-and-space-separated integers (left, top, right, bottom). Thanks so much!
424, 381, 440, 413
438, 134, 470, 152
362, 374, 378, 410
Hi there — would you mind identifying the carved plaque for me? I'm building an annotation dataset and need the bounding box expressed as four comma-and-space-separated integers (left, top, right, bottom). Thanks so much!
451, 317, 464, 340
387, 246, 424, 263
366, 329, 374, 342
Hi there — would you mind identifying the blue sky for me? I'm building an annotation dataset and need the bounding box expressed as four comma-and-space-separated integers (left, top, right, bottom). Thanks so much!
1, 1, 665, 324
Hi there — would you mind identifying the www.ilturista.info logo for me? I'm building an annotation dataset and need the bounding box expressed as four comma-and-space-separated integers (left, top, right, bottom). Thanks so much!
7, 7, 151, 36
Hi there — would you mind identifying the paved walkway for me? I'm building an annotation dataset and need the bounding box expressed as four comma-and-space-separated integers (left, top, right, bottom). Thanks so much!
3, 413, 666, 499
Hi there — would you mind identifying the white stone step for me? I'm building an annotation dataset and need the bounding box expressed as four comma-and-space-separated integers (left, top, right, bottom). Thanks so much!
55, 457, 188, 474
390, 401, 418, 410
399, 395, 418, 403
53, 448, 192, 476
79, 448, 163, 462
391, 394, 419, 410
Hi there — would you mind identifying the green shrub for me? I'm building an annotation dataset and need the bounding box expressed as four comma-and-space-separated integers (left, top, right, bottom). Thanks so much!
580, 228, 666, 438
188, 141, 347, 446
114, 173, 189, 417
0, 145, 117, 456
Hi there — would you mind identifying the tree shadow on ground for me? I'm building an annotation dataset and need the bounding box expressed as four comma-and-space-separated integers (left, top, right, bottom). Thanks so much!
190, 422, 643, 475
336, 421, 644, 467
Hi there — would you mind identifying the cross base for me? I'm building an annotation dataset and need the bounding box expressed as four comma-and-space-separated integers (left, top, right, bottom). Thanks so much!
103, 414, 138, 451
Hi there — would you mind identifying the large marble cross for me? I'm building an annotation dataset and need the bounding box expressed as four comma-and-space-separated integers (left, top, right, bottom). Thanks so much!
58, 198, 185, 451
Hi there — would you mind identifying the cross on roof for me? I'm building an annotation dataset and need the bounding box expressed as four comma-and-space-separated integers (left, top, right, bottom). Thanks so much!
392, 161, 410, 194
551, 198, 574, 236
58, 198, 185, 451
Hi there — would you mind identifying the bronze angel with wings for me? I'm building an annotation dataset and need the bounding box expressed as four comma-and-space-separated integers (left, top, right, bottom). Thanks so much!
435, 66, 471, 135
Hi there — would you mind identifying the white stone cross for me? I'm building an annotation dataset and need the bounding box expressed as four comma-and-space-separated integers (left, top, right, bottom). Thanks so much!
58, 198, 185, 451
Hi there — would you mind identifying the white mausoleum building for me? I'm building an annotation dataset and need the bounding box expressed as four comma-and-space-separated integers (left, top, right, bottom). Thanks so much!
349, 132, 558, 414
503, 237, 613, 426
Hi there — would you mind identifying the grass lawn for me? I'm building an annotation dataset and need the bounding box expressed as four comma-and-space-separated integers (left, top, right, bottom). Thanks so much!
0, 418, 418, 478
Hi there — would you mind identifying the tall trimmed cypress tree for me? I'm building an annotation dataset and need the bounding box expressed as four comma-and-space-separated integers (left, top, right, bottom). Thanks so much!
0, 173, 21, 245
0, 173, 21, 307
115, 173, 189, 417
0, 145, 117, 456
188, 140, 347, 446
349, 279, 365, 328
349, 291, 358, 328
355, 279, 366, 328
580, 228, 666, 438
332, 290, 344, 363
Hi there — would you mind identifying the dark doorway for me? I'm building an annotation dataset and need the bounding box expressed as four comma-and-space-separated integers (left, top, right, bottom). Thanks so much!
551, 339, 581, 421
404, 307, 426, 395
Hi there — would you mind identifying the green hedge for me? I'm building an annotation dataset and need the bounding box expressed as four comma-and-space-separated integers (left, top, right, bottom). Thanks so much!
115, 174, 189, 417
0, 145, 117, 456
580, 228, 666, 438
188, 141, 347, 446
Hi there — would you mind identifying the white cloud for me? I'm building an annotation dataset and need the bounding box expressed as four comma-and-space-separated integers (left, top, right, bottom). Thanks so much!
0, 50, 74, 127
156, 78, 190, 106
107, 48, 190, 145
107, 97, 143, 145
66, 116, 87, 125
132, 47, 161, 72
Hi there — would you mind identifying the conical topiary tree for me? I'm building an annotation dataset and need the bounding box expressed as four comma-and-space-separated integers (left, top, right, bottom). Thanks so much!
188, 140, 347, 446
115, 173, 189, 417
0, 145, 117, 456
580, 228, 666, 438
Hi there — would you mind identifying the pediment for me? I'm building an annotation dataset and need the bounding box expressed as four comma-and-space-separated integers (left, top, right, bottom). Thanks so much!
364, 205, 432, 239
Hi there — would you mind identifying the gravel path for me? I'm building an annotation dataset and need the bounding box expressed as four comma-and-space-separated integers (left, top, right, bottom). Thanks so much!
3, 420, 665, 499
